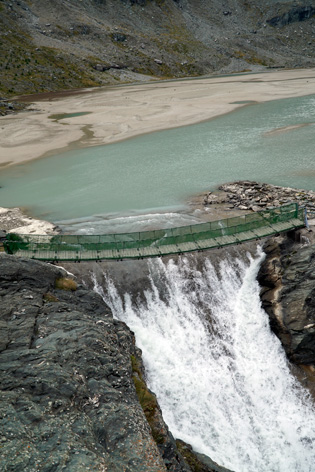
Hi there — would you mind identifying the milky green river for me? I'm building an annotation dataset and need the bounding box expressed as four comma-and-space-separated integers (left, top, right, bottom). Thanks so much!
0, 94, 314, 233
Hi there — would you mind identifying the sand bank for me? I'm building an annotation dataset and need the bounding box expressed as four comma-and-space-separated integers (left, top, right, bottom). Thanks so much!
0, 68, 314, 167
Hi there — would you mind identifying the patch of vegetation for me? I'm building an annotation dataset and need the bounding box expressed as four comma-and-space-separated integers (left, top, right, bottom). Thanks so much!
130, 354, 142, 377
131, 354, 165, 445
234, 49, 246, 59
233, 49, 271, 67
176, 439, 218, 472
43, 292, 59, 303
55, 277, 77, 291
2, 234, 24, 255
0, 9, 101, 97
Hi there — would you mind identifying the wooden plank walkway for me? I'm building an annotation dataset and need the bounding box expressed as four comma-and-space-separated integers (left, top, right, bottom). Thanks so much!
11, 216, 304, 262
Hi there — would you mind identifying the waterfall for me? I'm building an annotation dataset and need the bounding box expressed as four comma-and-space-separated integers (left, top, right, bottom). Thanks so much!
93, 248, 315, 472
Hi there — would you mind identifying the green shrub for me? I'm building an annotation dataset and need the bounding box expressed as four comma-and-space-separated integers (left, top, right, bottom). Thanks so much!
43, 293, 59, 303
131, 355, 164, 444
55, 277, 77, 291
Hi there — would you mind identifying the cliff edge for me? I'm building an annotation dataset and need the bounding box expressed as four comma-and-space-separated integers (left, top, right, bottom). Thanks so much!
0, 254, 232, 472
258, 228, 315, 396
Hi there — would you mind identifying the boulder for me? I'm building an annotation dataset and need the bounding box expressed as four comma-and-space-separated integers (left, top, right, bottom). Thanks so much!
111, 32, 127, 42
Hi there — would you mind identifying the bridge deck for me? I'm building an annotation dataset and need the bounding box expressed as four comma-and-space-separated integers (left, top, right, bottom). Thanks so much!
7, 215, 304, 262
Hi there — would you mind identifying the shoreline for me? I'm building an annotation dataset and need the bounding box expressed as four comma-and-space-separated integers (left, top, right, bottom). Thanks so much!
0, 206, 59, 235
1, 180, 314, 237
0, 68, 315, 168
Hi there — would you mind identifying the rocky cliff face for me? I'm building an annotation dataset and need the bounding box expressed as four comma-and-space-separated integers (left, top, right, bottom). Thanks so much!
258, 231, 315, 366
258, 230, 315, 396
0, 254, 232, 472
0, 0, 314, 97
267, 5, 315, 26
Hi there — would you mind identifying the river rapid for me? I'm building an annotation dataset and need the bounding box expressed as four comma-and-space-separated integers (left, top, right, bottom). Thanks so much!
92, 249, 315, 472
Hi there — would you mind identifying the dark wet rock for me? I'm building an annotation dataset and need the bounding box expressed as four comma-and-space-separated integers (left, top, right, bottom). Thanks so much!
258, 234, 315, 366
176, 440, 234, 472
0, 254, 231, 472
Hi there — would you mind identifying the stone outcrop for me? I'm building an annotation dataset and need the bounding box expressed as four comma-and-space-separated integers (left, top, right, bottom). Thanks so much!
0, 254, 232, 472
203, 181, 315, 213
267, 6, 315, 27
258, 232, 315, 367
0, 98, 27, 116
176, 441, 233, 472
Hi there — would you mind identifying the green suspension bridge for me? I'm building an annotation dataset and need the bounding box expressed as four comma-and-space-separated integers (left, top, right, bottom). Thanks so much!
3, 203, 305, 262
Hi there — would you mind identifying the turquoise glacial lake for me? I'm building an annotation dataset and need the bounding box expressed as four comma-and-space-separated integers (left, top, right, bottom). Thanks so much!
0, 94, 314, 233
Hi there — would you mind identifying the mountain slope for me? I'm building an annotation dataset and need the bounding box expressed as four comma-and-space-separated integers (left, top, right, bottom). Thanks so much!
0, 0, 314, 97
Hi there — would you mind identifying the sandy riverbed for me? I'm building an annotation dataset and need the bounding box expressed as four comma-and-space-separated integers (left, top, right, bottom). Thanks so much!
0, 68, 315, 167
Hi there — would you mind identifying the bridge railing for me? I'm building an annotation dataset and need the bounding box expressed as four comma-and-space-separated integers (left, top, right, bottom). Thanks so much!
4, 203, 303, 256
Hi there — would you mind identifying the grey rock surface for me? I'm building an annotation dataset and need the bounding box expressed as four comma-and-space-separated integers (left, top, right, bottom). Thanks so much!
0, 255, 167, 471
258, 234, 315, 366
267, 6, 315, 27
217, 181, 315, 213
0, 0, 314, 97
0, 254, 231, 472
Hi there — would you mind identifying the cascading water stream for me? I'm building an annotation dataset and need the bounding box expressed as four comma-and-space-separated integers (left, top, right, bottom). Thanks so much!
93, 249, 315, 472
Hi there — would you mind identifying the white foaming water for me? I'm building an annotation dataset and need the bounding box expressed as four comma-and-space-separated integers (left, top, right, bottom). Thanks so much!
56, 210, 200, 234
93, 250, 315, 472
